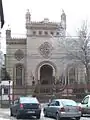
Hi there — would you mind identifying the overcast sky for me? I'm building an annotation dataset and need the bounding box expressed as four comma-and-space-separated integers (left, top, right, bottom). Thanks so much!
1, 0, 90, 53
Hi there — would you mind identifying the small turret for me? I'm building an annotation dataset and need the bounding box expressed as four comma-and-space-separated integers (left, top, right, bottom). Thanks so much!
43, 18, 49, 23
6, 25, 11, 40
25, 9, 31, 24
61, 9, 66, 29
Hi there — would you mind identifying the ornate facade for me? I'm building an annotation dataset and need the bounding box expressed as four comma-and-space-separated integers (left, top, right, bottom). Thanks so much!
6, 10, 86, 98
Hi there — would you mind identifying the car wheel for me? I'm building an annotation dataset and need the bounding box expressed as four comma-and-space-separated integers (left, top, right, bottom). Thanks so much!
76, 117, 80, 120
44, 110, 48, 117
10, 109, 13, 116
36, 114, 40, 119
16, 112, 21, 119
56, 113, 60, 120
16, 114, 20, 119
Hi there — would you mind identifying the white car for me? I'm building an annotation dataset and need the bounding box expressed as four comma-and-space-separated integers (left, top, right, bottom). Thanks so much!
78, 95, 90, 116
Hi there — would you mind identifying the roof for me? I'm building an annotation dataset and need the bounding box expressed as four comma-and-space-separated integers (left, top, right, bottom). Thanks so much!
0, 81, 13, 86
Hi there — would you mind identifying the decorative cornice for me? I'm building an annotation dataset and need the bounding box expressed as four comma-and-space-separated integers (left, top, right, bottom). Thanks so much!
30, 21, 60, 24
11, 38, 26, 40
6, 42, 26, 45
26, 21, 61, 30
6, 38, 26, 44
27, 34, 55, 37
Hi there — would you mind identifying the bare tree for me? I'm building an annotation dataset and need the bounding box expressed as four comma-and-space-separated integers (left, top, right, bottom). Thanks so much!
60, 22, 90, 89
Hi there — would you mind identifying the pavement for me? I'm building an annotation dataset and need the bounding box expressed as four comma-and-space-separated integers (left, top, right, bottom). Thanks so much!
0, 108, 10, 113
0, 107, 89, 120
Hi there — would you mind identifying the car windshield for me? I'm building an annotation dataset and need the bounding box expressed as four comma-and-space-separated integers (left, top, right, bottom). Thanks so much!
61, 100, 77, 106
20, 97, 39, 104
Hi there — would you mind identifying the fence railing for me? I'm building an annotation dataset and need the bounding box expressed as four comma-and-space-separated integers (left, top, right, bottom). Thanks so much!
0, 83, 89, 106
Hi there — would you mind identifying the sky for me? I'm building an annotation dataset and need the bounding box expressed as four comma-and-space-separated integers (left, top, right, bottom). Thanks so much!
1, 0, 90, 53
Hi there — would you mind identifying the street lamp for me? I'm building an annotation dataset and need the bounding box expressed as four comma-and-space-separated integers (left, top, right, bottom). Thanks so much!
8, 80, 10, 106
12, 80, 14, 102
0, 83, 2, 108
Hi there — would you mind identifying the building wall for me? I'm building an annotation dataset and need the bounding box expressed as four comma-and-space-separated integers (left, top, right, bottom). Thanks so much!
6, 10, 86, 95
6, 37, 26, 85
26, 35, 67, 85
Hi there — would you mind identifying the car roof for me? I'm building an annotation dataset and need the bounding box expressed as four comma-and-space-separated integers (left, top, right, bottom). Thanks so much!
53, 99, 75, 102
19, 96, 39, 103
19, 96, 34, 98
83, 95, 90, 99
85, 95, 90, 97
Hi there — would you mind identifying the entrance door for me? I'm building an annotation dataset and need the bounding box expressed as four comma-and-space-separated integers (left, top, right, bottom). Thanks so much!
40, 65, 53, 84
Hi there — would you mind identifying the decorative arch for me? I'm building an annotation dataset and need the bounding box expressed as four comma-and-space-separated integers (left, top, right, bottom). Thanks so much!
66, 63, 77, 84
40, 64, 53, 84
13, 63, 24, 86
14, 49, 24, 61
35, 61, 57, 83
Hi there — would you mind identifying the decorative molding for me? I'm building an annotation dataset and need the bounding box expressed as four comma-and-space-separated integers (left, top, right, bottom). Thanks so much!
14, 49, 24, 61
6, 39, 26, 44
26, 22, 60, 30
39, 42, 53, 59
35, 60, 57, 82
6, 42, 26, 45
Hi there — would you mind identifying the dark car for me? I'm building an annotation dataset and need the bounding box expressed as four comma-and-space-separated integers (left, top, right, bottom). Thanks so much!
10, 96, 41, 119
43, 99, 81, 120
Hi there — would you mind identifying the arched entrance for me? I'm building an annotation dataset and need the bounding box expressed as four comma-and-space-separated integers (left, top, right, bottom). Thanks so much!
35, 61, 57, 83
40, 65, 53, 84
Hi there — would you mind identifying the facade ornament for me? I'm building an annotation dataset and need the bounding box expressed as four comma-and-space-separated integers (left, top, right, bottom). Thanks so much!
14, 49, 24, 61
30, 71, 35, 85
39, 42, 53, 59
56, 74, 66, 91
32, 80, 35, 86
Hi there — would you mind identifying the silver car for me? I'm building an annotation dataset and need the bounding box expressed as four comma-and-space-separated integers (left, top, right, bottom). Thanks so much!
43, 99, 81, 120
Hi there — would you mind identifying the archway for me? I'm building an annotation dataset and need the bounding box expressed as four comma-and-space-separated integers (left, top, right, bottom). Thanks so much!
40, 65, 53, 84
35, 61, 57, 82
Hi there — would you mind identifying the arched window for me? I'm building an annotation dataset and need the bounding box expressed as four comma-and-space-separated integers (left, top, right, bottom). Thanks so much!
16, 64, 23, 85
69, 67, 75, 84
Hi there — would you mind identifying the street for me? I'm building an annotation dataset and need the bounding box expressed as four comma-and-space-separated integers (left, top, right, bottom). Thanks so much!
0, 108, 90, 120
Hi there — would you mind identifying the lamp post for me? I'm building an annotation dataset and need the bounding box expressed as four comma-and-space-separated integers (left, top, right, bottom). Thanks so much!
1, 84, 2, 108
12, 80, 14, 102
8, 80, 10, 106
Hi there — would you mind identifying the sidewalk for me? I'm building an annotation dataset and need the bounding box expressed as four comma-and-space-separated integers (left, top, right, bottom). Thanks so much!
0, 108, 10, 120
0, 108, 10, 114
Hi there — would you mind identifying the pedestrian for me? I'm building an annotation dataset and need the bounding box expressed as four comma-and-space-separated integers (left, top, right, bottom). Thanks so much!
49, 99, 51, 103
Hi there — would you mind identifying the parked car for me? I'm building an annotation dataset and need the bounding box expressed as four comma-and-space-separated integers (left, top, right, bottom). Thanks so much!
10, 96, 41, 119
43, 99, 81, 120
78, 95, 90, 116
